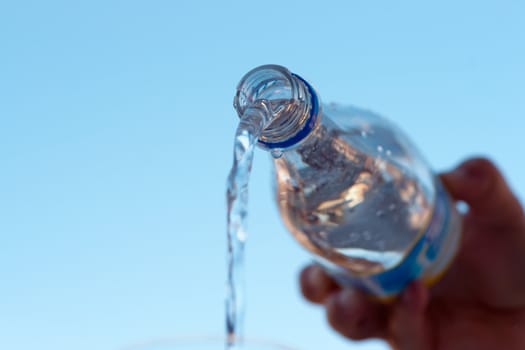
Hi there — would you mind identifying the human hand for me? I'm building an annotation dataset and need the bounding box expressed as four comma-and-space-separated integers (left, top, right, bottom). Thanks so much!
300, 158, 525, 350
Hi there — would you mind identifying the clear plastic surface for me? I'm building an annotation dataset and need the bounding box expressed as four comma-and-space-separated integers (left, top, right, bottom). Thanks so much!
274, 103, 436, 275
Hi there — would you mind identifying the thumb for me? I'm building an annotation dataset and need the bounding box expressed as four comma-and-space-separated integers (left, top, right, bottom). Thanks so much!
388, 281, 431, 350
440, 157, 524, 229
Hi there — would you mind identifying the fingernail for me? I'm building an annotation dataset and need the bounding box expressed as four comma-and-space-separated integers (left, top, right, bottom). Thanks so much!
333, 288, 357, 319
337, 288, 355, 305
308, 265, 325, 286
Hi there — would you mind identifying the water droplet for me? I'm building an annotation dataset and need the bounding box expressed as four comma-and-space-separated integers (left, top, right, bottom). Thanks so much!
386, 149, 392, 156
349, 232, 360, 242
377, 159, 387, 171
271, 149, 283, 158
377, 145, 384, 153
237, 229, 247, 242
361, 130, 368, 138
376, 210, 384, 217
388, 204, 396, 211
457, 200, 469, 214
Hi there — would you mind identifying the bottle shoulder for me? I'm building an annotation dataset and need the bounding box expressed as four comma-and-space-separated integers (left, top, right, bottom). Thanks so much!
320, 103, 399, 137
317, 103, 434, 188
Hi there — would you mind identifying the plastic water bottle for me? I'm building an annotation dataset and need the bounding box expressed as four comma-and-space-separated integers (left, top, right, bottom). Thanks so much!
233, 64, 462, 300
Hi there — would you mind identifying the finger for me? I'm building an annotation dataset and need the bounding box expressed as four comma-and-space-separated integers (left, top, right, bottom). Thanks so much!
325, 288, 388, 340
388, 281, 431, 350
300, 265, 340, 304
440, 157, 524, 229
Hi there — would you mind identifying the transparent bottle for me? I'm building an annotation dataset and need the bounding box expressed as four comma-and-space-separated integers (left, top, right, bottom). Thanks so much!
234, 65, 462, 299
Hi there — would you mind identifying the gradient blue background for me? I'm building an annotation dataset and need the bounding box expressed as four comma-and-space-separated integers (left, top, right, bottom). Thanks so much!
1, 1, 524, 349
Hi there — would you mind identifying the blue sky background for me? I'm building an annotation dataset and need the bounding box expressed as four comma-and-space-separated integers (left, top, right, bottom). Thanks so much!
1, 1, 524, 350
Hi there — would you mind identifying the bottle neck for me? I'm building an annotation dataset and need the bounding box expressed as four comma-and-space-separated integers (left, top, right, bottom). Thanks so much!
258, 74, 320, 150
234, 65, 321, 152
